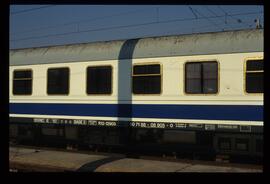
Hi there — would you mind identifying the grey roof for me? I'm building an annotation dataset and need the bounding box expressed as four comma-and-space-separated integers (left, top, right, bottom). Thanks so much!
10, 29, 263, 66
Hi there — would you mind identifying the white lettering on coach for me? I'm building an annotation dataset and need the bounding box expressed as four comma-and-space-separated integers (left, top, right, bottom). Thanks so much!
33, 118, 45, 123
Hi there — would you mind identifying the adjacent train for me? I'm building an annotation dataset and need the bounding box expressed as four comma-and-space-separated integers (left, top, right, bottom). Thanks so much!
9, 28, 263, 157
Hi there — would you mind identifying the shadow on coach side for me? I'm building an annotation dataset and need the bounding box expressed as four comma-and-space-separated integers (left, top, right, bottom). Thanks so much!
117, 39, 140, 145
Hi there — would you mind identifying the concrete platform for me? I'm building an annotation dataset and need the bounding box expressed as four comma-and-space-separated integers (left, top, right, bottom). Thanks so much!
9, 147, 262, 172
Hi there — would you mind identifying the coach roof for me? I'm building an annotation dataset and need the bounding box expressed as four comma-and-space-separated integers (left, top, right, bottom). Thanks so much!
10, 28, 263, 66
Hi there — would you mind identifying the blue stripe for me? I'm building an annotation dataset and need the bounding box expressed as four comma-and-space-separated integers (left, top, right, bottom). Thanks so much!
9, 103, 263, 121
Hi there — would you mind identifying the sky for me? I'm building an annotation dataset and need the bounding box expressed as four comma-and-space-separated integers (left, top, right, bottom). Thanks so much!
10, 5, 264, 49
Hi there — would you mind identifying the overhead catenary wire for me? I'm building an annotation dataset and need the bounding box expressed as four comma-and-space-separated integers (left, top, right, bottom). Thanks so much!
11, 11, 263, 42
165, 20, 244, 36
204, 6, 219, 17
204, 6, 234, 30
217, 5, 251, 28
190, 6, 224, 31
10, 5, 56, 15
10, 7, 153, 35
188, 6, 198, 19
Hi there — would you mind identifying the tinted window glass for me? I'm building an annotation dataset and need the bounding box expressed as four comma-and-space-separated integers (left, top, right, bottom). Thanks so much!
87, 66, 112, 94
185, 63, 201, 93
186, 63, 201, 78
202, 62, 218, 93
133, 64, 160, 75
185, 79, 202, 94
133, 76, 161, 94
185, 62, 218, 94
133, 64, 161, 94
13, 70, 32, 95
246, 72, 263, 93
14, 71, 32, 78
47, 68, 69, 95
246, 60, 263, 93
247, 60, 263, 71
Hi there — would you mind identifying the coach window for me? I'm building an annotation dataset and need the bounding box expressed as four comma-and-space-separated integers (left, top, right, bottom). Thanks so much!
185, 61, 218, 94
132, 64, 161, 94
47, 68, 69, 95
87, 66, 112, 94
13, 70, 32, 95
245, 59, 263, 93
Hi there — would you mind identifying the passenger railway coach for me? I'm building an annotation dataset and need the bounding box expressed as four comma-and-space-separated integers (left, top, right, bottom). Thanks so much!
9, 29, 263, 157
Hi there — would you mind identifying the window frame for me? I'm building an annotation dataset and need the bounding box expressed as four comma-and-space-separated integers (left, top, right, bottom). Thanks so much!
132, 62, 162, 95
85, 65, 113, 96
47, 67, 70, 96
244, 57, 263, 95
12, 69, 33, 96
183, 60, 220, 95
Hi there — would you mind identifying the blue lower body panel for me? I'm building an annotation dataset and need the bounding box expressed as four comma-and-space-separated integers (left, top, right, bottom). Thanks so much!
9, 103, 263, 122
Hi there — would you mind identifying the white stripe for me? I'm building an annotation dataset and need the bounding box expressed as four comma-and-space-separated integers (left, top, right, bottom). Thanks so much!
9, 100, 263, 105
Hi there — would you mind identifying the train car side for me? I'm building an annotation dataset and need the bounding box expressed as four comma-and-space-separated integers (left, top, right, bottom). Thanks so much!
9, 29, 263, 157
